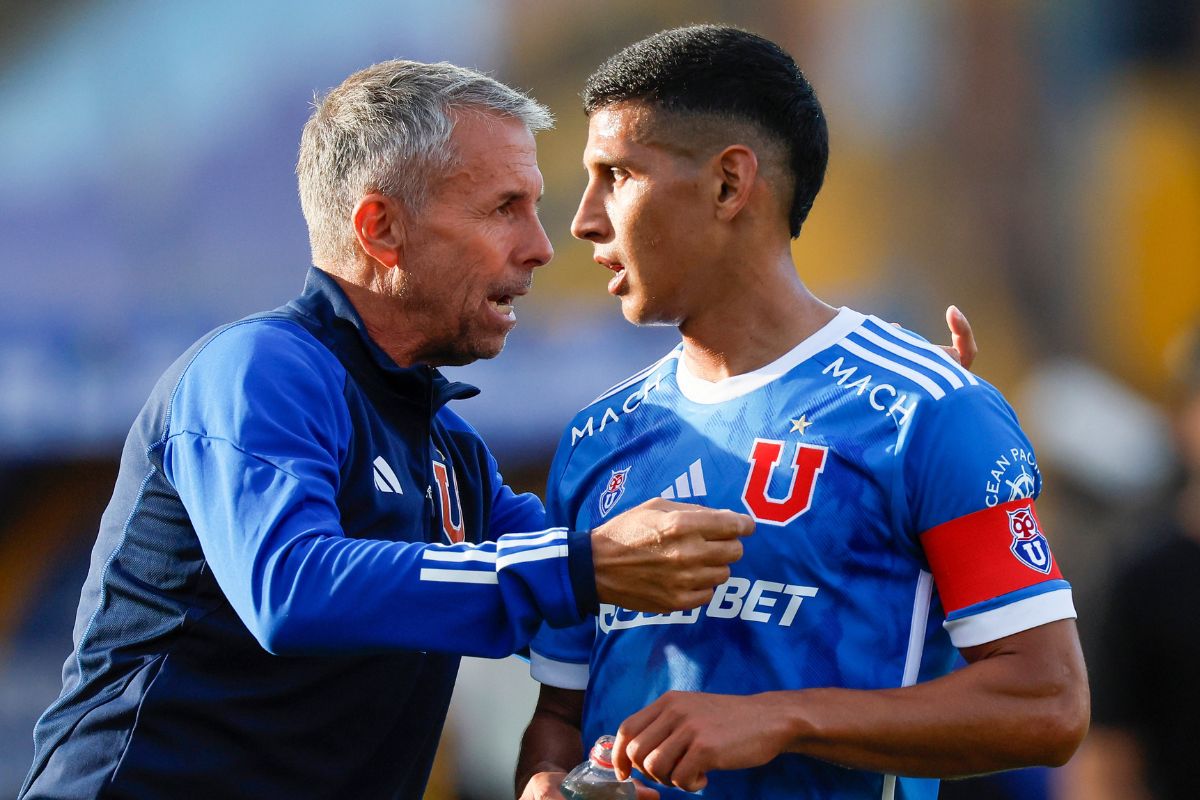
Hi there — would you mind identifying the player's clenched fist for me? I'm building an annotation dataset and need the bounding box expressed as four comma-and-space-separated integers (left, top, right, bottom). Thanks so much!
589, 498, 754, 613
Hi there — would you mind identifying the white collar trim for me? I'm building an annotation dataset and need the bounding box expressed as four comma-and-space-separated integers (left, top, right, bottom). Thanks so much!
675, 307, 864, 404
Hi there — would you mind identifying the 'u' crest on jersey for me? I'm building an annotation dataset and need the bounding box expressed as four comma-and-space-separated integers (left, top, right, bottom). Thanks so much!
741, 439, 828, 525
432, 459, 465, 544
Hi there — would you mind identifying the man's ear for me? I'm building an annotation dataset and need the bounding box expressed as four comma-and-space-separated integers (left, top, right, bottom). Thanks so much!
352, 193, 405, 269
713, 145, 759, 223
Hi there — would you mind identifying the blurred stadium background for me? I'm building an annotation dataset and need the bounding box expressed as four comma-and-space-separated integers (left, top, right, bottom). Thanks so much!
1, 1, 1197, 797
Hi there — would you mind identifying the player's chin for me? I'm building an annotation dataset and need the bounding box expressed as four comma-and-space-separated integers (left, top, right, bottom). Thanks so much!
620, 296, 678, 328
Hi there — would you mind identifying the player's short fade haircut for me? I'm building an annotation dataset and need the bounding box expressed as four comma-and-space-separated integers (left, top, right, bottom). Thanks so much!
297, 60, 553, 268
583, 25, 828, 238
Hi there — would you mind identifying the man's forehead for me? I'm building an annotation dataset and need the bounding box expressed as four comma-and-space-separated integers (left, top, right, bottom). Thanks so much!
586, 102, 698, 161
444, 114, 542, 183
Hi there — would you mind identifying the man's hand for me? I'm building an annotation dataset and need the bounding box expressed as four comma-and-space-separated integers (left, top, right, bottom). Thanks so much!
590, 499, 754, 613
519, 772, 659, 800
944, 305, 976, 369
612, 691, 789, 792
518, 771, 566, 800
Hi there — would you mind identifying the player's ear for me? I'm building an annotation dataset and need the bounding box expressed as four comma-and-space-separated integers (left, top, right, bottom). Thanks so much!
713, 144, 758, 223
352, 193, 406, 270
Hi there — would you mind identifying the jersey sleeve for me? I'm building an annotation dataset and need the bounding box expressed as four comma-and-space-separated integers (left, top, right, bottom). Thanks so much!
528, 423, 597, 689
900, 384, 1075, 648
162, 320, 583, 659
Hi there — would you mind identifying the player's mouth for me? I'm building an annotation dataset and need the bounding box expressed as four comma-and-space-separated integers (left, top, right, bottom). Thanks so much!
596, 257, 627, 295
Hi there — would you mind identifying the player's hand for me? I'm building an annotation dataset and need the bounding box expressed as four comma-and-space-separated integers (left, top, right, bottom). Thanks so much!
518, 771, 659, 799
590, 499, 753, 613
892, 305, 976, 369
518, 771, 566, 799
612, 691, 791, 792
943, 305, 975, 369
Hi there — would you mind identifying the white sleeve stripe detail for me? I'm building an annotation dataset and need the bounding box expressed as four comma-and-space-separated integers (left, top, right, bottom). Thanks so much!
422, 549, 498, 564
530, 651, 590, 689
497, 529, 568, 549
588, 348, 681, 405
855, 327, 965, 390
497, 544, 569, 570
423, 541, 498, 552
944, 588, 1076, 648
840, 338, 947, 399
419, 568, 499, 584
871, 318, 979, 386
900, 570, 933, 688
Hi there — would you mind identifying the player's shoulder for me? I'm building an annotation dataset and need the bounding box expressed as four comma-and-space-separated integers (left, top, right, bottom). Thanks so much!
812, 308, 988, 407
560, 344, 683, 443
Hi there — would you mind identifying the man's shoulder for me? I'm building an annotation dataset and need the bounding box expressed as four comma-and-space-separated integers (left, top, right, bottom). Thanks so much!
561, 346, 682, 445
811, 311, 981, 401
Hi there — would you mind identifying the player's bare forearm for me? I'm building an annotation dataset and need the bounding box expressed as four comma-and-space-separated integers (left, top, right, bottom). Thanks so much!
614, 620, 1089, 791
515, 685, 585, 799
775, 620, 1090, 775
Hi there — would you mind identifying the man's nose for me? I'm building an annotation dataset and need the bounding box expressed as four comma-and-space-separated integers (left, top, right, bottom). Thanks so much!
522, 217, 554, 269
571, 181, 611, 243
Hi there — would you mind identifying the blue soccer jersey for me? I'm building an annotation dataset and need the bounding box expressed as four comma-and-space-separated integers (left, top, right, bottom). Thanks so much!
530, 308, 1075, 800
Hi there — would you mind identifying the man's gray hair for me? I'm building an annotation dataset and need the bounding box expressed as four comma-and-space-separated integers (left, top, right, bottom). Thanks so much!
296, 60, 553, 268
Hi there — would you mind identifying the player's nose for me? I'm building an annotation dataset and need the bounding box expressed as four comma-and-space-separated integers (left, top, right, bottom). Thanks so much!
571, 180, 612, 243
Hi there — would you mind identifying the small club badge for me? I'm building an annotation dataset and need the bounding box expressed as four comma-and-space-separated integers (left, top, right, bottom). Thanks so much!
598, 466, 631, 518
1007, 505, 1052, 574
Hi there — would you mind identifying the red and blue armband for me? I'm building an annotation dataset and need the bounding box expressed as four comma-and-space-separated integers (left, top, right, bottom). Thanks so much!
920, 499, 1075, 648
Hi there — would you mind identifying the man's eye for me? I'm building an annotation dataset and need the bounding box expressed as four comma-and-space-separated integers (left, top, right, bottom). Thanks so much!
609, 167, 628, 181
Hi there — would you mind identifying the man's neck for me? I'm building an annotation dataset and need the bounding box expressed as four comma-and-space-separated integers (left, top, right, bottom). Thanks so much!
678, 252, 835, 382
324, 267, 425, 368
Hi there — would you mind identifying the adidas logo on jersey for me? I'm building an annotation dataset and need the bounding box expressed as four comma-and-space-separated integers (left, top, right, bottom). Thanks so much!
373, 456, 403, 494
660, 458, 707, 500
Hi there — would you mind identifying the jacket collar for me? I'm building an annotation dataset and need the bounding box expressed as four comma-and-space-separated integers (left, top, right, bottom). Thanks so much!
287, 267, 480, 409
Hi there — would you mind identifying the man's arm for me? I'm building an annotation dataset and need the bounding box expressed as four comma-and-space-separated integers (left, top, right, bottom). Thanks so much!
516, 686, 659, 800
168, 323, 751, 660
515, 686, 586, 800
612, 619, 1089, 792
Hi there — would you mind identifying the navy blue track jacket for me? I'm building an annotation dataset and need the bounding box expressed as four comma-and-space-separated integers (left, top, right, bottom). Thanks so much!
20, 267, 596, 799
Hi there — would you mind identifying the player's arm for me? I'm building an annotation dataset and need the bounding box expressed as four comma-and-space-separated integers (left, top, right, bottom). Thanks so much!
515, 685, 586, 800
516, 685, 660, 800
612, 619, 1087, 790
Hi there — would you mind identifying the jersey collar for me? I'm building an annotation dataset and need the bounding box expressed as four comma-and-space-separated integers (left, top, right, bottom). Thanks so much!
674, 307, 865, 404
288, 267, 480, 409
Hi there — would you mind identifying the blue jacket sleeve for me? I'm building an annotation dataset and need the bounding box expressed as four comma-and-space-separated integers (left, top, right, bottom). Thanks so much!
161, 320, 583, 658
529, 421, 597, 688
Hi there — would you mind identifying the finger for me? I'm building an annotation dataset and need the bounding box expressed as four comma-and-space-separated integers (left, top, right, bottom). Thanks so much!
681, 508, 755, 540
614, 706, 659, 779
695, 539, 744, 568
624, 715, 680, 785
639, 727, 693, 787
670, 743, 711, 793
633, 780, 661, 800
947, 305, 976, 370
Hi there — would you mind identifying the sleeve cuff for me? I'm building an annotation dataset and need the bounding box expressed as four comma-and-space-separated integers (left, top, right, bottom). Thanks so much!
530, 650, 590, 690
566, 530, 598, 617
944, 587, 1076, 648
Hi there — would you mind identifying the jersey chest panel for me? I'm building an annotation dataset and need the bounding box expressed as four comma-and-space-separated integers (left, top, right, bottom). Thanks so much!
562, 374, 947, 707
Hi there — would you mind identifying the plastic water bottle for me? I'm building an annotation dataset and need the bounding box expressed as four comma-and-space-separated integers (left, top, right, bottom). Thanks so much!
560, 735, 637, 799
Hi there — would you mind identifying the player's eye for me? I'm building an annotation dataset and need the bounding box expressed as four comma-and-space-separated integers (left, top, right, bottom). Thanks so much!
609, 167, 628, 182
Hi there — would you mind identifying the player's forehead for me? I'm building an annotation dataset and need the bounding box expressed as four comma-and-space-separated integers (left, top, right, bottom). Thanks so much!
583, 101, 686, 164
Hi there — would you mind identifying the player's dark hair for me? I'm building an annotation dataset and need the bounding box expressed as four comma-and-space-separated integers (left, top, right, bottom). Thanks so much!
583, 25, 828, 238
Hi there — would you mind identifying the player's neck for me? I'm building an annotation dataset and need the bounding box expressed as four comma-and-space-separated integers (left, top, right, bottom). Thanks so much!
678, 252, 836, 382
